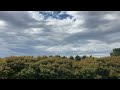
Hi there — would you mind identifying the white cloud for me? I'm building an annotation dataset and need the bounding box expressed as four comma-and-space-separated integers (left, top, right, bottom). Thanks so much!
0, 20, 6, 26
103, 14, 117, 20
24, 28, 43, 34
0, 11, 120, 57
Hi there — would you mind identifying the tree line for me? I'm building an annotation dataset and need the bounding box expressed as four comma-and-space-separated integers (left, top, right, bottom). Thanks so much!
0, 48, 119, 79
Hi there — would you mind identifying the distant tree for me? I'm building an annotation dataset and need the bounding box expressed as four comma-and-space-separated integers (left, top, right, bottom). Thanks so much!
82, 55, 87, 59
110, 48, 120, 56
42, 56, 48, 59
90, 55, 92, 58
62, 56, 66, 59
55, 55, 61, 58
69, 56, 74, 60
36, 56, 42, 60
49, 55, 53, 57
75, 55, 81, 61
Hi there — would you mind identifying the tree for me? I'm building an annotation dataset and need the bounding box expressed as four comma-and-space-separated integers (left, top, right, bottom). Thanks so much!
42, 56, 48, 59
55, 55, 61, 58
90, 55, 92, 58
110, 48, 120, 56
75, 55, 81, 61
82, 55, 87, 59
62, 56, 66, 59
69, 56, 74, 60
49, 55, 53, 57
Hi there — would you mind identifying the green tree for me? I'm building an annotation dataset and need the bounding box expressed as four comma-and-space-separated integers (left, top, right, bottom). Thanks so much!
90, 55, 92, 58
69, 56, 74, 60
75, 55, 81, 61
110, 48, 120, 56
62, 56, 66, 59
82, 55, 87, 59
55, 55, 61, 58
42, 56, 48, 59
49, 55, 53, 57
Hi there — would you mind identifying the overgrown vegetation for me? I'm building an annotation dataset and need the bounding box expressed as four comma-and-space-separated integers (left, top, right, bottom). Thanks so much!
0, 48, 120, 79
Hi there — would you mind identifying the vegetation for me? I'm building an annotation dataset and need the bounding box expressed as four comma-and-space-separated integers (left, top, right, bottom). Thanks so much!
110, 48, 120, 56
0, 48, 120, 79
75, 55, 81, 61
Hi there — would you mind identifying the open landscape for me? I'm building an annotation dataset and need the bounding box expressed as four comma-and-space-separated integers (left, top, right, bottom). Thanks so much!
0, 11, 120, 79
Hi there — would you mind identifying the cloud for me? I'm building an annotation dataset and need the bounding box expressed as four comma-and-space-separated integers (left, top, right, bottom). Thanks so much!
0, 11, 120, 57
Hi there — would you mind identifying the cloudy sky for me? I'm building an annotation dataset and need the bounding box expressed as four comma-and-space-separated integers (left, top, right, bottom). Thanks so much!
0, 11, 120, 57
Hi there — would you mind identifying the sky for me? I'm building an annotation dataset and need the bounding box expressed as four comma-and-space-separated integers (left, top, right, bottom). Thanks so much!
0, 11, 120, 57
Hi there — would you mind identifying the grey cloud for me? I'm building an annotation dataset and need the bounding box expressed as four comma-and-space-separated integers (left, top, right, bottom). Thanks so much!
0, 11, 120, 57
64, 11, 120, 45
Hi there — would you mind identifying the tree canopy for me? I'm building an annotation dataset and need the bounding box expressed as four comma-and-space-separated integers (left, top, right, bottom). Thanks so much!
110, 48, 120, 56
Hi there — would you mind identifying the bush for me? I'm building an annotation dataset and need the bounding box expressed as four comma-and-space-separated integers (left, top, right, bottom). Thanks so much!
0, 55, 120, 79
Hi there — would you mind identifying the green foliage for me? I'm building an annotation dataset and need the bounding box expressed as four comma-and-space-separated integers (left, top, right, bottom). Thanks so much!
55, 55, 61, 58
0, 62, 16, 79
62, 56, 67, 59
82, 55, 87, 59
90, 55, 92, 58
41, 56, 48, 59
0, 55, 120, 79
75, 55, 81, 61
110, 48, 120, 56
69, 56, 74, 60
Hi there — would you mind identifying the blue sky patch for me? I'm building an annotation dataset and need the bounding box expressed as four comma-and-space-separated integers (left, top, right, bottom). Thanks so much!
39, 11, 73, 20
